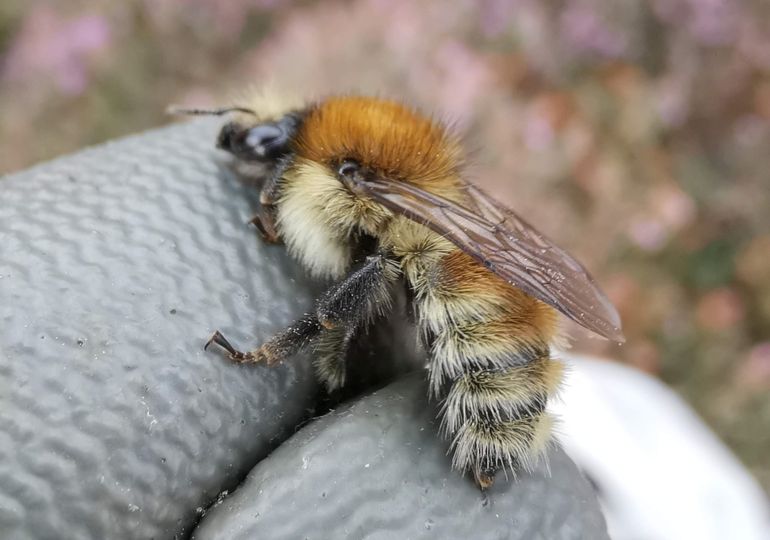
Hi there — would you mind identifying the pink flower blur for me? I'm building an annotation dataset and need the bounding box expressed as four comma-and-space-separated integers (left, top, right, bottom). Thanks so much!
2, 7, 111, 95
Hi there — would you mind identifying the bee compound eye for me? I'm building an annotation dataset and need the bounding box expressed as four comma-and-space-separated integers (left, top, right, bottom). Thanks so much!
337, 160, 360, 179
245, 124, 287, 157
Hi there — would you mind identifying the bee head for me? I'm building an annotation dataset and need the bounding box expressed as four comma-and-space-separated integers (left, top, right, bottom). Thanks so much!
167, 104, 305, 163
216, 111, 305, 163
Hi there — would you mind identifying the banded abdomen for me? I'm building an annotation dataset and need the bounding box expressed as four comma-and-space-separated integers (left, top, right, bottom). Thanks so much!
407, 248, 563, 487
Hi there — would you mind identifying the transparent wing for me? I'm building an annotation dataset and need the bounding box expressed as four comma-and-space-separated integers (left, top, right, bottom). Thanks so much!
355, 177, 624, 342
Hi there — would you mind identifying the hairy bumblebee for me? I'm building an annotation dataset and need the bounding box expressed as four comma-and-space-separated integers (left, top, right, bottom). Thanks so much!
173, 94, 623, 489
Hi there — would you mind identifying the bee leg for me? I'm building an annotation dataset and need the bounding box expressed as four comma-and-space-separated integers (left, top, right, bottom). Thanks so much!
248, 154, 292, 244
473, 468, 498, 490
204, 330, 255, 362
207, 253, 396, 373
248, 204, 281, 244
307, 253, 399, 390
205, 313, 322, 365
315, 253, 399, 330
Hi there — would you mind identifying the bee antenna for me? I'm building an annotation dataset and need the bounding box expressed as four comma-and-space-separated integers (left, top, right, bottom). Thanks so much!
165, 105, 258, 117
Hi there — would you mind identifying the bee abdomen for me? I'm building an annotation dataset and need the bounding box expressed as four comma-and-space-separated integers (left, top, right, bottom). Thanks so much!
439, 358, 562, 478
403, 248, 563, 483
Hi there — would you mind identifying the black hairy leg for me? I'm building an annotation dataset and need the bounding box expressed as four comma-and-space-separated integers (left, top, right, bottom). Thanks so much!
316, 253, 400, 330
205, 313, 322, 365
205, 253, 398, 370
312, 252, 399, 389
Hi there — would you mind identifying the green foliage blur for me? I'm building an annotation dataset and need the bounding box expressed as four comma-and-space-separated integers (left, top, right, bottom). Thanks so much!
1, 0, 768, 488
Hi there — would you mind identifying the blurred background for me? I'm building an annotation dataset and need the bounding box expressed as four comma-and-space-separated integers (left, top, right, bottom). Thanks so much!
1, 0, 768, 493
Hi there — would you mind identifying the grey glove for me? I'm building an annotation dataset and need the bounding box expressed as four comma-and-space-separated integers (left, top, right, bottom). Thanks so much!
0, 120, 609, 539
193, 373, 609, 540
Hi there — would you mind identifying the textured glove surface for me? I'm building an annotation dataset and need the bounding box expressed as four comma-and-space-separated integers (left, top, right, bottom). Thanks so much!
192, 374, 610, 540
0, 120, 319, 539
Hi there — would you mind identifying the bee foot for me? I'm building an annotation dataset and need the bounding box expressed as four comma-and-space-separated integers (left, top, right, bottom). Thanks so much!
473, 470, 497, 491
248, 214, 281, 244
228, 351, 257, 364
205, 331, 255, 363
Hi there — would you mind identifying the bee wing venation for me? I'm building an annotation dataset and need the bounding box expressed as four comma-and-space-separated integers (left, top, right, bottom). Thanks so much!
357, 177, 624, 342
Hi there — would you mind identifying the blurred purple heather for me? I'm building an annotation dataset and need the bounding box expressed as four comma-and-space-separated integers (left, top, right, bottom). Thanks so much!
2, 7, 111, 94
560, 2, 628, 58
1, 0, 768, 490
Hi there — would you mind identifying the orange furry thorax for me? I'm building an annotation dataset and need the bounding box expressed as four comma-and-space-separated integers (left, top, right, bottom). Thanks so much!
293, 96, 464, 189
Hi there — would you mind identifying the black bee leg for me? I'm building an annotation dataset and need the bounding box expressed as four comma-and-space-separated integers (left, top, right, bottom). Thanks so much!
300, 252, 399, 390
316, 253, 399, 330
205, 314, 322, 365
248, 203, 281, 244
257, 313, 323, 364
206, 252, 397, 374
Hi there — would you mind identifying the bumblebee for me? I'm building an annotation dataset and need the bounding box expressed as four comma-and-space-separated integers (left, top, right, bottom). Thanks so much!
174, 94, 623, 489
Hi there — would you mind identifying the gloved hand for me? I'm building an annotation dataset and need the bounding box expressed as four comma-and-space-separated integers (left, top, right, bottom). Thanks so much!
0, 120, 609, 539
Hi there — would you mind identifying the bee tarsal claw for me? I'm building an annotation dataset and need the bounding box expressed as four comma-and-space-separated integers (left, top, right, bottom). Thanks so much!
204, 331, 226, 352
204, 330, 250, 361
